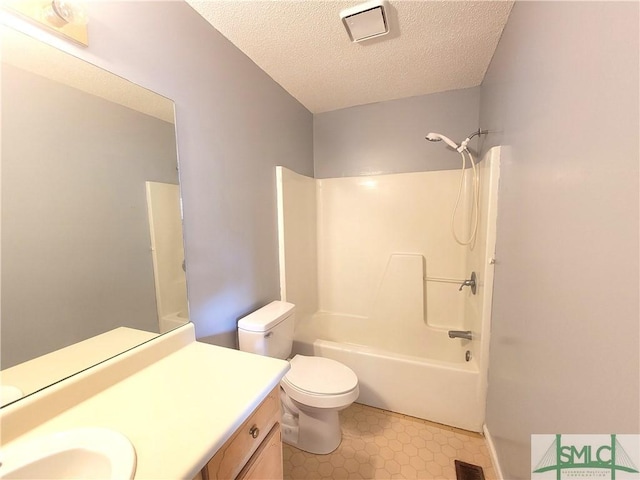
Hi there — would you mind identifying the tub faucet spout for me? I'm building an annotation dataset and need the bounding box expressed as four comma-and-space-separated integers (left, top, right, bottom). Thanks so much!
448, 330, 472, 341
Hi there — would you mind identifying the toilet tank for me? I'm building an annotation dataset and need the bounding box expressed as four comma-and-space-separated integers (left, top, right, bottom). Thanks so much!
237, 301, 295, 359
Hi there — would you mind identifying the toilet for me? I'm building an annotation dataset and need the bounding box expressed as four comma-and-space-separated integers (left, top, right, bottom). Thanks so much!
238, 301, 359, 454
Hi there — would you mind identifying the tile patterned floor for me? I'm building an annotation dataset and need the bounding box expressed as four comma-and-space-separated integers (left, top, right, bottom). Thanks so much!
283, 403, 496, 480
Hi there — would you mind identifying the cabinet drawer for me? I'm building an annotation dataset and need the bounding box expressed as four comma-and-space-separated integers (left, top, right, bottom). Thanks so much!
205, 387, 280, 480
237, 423, 282, 480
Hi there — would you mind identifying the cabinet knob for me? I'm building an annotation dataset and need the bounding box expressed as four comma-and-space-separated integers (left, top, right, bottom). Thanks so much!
249, 425, 260, 439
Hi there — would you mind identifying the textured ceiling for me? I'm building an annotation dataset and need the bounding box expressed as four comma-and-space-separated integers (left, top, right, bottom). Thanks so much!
1, 27, 175, 123
187, 0, 513, 113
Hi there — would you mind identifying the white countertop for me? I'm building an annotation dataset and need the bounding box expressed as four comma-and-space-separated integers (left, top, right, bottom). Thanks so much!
0, 324, 290, 479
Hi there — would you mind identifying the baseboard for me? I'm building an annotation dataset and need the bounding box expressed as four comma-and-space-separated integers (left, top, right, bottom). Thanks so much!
482, 424, 504, 480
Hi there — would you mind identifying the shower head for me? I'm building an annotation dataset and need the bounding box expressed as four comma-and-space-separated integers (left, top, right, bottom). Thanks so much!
425, 132, 459, 150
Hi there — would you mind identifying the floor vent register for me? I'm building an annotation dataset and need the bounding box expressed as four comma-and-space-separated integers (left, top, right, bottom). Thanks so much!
454, 460, 486, 480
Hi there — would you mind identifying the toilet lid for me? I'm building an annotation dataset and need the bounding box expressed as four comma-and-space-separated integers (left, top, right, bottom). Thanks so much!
285, 355, 358, 395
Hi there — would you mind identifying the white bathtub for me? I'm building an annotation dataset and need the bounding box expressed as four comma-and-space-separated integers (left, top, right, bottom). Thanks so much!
292, 312, 485, 432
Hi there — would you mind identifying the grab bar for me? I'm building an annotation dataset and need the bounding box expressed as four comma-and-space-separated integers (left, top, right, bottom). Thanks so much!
424, 276, 465, 285
424, 271, 477, 295
448, 330, 472, 341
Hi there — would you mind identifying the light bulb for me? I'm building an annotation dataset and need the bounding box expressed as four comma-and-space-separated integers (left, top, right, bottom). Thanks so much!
43, 0, 87, 27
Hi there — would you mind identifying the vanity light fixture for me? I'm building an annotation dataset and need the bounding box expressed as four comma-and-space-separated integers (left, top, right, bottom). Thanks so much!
3, 0, 88, 46
340, 0, 389, 43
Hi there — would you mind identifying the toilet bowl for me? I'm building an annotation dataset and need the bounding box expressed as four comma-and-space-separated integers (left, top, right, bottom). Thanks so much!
280, 355, 359, 453
237, 301, 359, 454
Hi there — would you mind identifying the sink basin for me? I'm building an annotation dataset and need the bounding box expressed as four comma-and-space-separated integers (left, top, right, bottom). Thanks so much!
0, 428, 136, 479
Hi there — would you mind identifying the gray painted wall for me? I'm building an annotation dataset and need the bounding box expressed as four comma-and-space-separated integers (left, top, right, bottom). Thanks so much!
2, 65, 177, 368
313, 87, 480, 178
20, 1, 314, 348
480, 2, 639, 478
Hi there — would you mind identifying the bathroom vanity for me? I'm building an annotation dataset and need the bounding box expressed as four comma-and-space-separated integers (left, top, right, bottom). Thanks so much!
0, 324, 289, 479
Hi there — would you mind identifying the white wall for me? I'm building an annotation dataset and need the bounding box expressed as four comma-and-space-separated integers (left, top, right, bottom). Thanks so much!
480, 3, 639, 478
313, 87, 480, 178
3, 1, 314, 348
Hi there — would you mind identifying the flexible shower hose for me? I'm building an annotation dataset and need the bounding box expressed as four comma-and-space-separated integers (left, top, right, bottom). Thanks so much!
451, 148, 479, 246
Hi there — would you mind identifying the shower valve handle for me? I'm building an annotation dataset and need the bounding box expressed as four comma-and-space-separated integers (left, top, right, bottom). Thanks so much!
458, 272, 477, 295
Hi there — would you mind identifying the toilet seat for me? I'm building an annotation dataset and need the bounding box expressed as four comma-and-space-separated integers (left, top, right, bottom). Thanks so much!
281, 355, 359, 409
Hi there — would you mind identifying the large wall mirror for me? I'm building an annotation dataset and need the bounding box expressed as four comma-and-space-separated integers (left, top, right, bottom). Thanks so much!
0, 26, 189, 406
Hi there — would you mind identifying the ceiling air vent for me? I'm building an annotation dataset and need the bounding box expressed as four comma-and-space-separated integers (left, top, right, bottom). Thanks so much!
340, 0, 389, 43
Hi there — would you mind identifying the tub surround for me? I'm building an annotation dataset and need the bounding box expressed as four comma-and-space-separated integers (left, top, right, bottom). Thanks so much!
278, 148, 501, 433
0, 323, 290, 479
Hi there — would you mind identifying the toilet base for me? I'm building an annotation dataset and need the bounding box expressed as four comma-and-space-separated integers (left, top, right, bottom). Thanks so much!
280, 390, 346, 454
294, 406, 342, 454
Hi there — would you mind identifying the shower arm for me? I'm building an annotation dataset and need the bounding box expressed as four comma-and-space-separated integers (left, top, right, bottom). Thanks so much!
458, 129, 489, 151
466, 129, 489, 141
